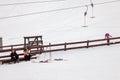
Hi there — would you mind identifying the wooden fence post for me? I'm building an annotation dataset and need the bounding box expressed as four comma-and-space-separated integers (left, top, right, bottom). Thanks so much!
49, 43, 51, 52
107, 39, 110, 45
40, 45, 44, 54
87, 40, 89, 48
49, 43, 52, 60
0, 37, 2, 50
64, 42, 67, 51
11, 45, 13, 50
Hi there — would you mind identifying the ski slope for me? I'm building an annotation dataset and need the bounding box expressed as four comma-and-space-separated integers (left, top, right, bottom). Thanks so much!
0, 0, 120, 45
0, 44, 120, 80
0, 0, 120, 80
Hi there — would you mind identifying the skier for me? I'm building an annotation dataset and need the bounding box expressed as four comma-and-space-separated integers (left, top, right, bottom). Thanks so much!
10, 49, 19, 63
105, 33, 112, 45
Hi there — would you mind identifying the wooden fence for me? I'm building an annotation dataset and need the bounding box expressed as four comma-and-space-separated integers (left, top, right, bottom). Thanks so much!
41, 37, 120, 53
0, 37, 120, 55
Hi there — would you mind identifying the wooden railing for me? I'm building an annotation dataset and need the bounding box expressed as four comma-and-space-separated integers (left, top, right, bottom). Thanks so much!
42, 37, 120, 53
0, 37, 120, 64
0, 37, 120, 54
0, 44, 25, 53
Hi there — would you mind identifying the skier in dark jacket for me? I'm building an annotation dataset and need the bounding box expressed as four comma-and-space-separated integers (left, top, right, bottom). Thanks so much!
10, 49, 19, 63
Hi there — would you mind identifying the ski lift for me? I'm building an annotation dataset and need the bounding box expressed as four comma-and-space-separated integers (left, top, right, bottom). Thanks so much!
90, 0, 95, 18
82, 5, 88, 27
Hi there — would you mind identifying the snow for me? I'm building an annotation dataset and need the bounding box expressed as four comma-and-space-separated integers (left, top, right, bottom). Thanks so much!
1, 44, 120, 80
0, 0, 120, 80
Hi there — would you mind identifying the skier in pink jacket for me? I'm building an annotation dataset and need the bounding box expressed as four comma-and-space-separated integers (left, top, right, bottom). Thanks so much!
105, 33, 112, 45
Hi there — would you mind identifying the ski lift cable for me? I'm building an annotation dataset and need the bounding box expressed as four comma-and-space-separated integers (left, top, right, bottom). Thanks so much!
94, 0, 120, 6
0, 0, 65, 6
0, 0, 120, 19
0, 5, 86, 19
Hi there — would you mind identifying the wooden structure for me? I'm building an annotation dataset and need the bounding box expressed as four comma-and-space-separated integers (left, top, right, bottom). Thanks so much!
24, 35, 43, 54
0, 56, 36, 64
0, 36, 120, 64
0, 37, 2, 50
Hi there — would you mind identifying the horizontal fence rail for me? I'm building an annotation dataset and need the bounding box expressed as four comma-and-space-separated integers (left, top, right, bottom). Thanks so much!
0, 44, 25, 53
0, 37, 120, 56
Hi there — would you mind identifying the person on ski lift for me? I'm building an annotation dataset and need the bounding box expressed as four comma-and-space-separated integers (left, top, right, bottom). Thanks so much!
105, 33, 112, 45
10, 49, 19, 63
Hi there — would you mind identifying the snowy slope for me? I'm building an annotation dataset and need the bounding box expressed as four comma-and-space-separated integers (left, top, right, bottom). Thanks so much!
0, 44, 120, 80
0, 0, 120, 45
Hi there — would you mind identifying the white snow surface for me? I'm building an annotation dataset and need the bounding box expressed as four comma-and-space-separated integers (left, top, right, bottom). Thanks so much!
1, 45, 120, 80
0, 0, 120, 80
